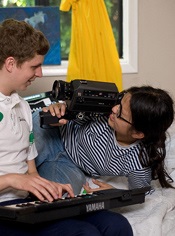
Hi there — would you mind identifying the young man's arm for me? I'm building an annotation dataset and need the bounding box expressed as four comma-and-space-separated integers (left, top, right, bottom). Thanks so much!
27, 159, 74, 200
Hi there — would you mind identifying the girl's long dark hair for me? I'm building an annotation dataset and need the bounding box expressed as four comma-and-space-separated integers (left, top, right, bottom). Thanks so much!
128, 86, 174, 188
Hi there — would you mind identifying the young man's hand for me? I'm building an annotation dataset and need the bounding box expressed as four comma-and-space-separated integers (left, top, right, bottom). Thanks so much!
5, 173, 74, 202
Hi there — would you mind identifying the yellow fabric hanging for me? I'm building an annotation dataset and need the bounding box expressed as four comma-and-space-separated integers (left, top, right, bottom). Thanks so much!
60, 0, 122, 91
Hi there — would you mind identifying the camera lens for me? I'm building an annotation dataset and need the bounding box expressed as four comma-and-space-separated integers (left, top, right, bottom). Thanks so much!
52, 80, 73, 100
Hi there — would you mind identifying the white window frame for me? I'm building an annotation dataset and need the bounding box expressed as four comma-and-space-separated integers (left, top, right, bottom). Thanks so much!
42, 0, 138, 77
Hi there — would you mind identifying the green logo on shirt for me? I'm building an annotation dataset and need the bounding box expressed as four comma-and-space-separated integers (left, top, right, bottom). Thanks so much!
29, 131, 35, 144
0, 112, 3, 122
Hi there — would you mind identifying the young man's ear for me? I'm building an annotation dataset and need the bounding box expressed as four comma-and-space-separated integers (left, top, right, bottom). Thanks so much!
132, 130, 145, 139
5, 57, 15, 72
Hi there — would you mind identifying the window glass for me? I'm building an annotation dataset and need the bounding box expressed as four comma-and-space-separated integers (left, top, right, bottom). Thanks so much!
0, 0, 122, 60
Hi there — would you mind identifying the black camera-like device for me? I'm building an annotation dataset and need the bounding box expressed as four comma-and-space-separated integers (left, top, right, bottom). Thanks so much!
39, 79, 119, 126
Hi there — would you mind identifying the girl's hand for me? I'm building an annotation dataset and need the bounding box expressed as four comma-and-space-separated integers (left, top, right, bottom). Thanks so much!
42, 102, 68, 125
83, 179, 114, 193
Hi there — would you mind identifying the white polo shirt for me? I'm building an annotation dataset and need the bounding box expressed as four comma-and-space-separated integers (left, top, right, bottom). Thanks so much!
0, 92, 38, 202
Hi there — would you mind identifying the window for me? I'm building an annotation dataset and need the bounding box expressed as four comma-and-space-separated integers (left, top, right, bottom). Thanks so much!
0, 0, 138, 75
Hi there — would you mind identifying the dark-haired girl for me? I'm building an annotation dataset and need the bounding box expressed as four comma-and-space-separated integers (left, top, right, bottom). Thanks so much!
33, 86, 174, 194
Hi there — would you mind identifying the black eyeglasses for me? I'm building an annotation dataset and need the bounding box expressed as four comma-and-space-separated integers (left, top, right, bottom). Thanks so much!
115, 91, 132, 125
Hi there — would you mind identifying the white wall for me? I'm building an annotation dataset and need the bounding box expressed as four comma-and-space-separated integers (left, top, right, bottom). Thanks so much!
122, 0, 175, 99
19, 0, 175, 100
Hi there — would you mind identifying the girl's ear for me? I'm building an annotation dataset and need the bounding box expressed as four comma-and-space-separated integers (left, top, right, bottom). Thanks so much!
131, 130, 145, 140
5, 57, 15, 72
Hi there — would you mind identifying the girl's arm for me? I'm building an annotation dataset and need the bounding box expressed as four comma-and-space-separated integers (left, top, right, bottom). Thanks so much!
83, 179, 114, 193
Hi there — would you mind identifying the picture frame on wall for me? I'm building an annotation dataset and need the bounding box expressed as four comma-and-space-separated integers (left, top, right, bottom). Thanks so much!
0, 6, 61, 65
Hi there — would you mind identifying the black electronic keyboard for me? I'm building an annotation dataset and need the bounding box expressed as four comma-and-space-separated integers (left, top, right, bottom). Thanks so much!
0, 187, 150, 224
24, 91, 54, 113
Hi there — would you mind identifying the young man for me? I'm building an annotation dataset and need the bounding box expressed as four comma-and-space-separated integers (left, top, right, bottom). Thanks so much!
0, 19, 133, 235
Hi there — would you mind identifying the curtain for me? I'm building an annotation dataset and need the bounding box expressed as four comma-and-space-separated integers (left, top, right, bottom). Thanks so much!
60, 0, 122, 91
